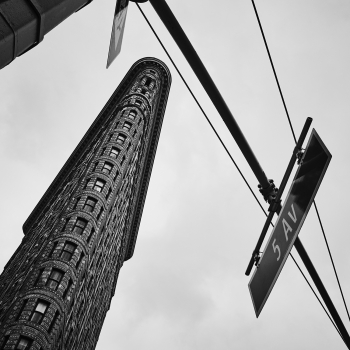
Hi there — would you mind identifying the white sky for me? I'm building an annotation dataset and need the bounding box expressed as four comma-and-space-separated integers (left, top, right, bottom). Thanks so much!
1, 0, 350, 349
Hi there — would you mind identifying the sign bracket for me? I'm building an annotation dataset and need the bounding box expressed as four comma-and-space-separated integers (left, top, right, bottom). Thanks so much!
245, 117, 313, 276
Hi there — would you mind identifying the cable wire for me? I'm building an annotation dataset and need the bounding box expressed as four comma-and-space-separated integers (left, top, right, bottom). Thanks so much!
251, 0, 350, 324
313, 201, 350, 321
136, 3, 341, 335
290, 252, 343, 339
251, 0, 296, 143
136, 3, 267, 216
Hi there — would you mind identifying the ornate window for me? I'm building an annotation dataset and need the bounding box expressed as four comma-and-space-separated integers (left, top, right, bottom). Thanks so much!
83, 198, 97, 213
102, 162, 113, 175
60, 242, 77, 261
30, 300, 49, 324
73, 218, 88, 235
15, 336, 33, 350
116, 134, 126, 145
46, 268, 64, 290
93, 179, 106, 193
122, 122, 132, 132
110, 147, 119, 158
128, 110, 136, 120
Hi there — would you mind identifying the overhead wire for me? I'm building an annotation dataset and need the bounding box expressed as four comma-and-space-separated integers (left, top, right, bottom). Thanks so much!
290, 253, 344, 339
314, 201, 350, 321
135, 2, 341, 335
251, 0, 350, 323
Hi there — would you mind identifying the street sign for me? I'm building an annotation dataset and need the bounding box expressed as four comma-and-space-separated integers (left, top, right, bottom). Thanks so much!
106, 0, 129, 68
249, 129, 331, 317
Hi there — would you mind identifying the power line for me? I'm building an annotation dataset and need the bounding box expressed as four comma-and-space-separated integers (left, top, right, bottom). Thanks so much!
135, 3, 340, 335
313, 201, 350, 321
290, 252, 344, 339
250, 0, 296, 143
251, 0, 350, 323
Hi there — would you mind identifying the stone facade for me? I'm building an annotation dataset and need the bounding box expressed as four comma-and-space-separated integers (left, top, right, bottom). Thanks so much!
0, 58, 171, 350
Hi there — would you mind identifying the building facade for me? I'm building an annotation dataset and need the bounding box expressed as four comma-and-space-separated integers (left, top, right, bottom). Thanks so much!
0, 57, 171, 350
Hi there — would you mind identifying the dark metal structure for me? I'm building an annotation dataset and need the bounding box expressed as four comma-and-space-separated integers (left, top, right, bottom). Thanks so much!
0, 0, 92, 70
148, 0, 275, 197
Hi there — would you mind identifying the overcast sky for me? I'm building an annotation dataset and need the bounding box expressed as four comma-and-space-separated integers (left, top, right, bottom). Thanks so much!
1, 0, 350, 349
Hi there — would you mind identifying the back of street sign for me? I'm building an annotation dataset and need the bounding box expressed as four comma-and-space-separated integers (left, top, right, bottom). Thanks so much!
107, 0, 129, 68
249, 129, 331, 317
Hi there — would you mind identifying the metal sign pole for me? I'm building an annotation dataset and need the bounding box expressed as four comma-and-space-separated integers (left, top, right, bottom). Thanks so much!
149, 0, 275, 197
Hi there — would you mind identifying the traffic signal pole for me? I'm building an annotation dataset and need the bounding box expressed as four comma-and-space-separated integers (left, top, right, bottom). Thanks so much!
147, 0, 350, 346
0, 0, 92, 70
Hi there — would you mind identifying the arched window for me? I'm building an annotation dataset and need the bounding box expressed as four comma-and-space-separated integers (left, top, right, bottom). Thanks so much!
122, 122, 132, 132
128, 110, 137, 120
116, 134, 126, 145
15, 336, 33, 350
60, 242, 77, 261
110, 147, 120, 158
83, 198, 97, 213
102, 162, 113, 175
46, 268, 64, 290
73, 217, 88, 233
93, 179, 106, 192
30, 299, 49, 324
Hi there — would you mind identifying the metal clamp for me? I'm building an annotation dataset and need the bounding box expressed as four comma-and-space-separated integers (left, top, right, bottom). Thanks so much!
296, 149, 304, 165
258, 179, 279, 204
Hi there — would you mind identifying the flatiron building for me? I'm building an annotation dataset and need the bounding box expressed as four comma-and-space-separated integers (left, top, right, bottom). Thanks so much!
0, 57, 171, 350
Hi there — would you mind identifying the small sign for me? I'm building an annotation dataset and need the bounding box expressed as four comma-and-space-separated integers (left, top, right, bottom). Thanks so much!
249, 129, 331, 317
106, 0, 129, 68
